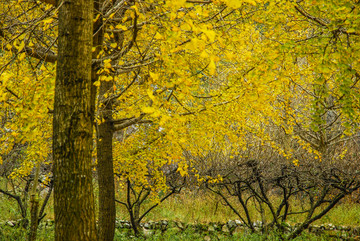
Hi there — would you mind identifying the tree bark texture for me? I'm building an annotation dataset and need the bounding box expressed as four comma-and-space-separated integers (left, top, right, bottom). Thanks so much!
91, 1, 116, 239
95, 57, 116, 241
53, 0, 97, 240
97, 81, 116, 241
28, 196, 39, 241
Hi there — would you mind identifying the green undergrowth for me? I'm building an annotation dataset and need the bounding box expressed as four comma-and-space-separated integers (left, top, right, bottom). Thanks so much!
113, 228, 343, 241
0, 225, 343, 241
0, 225, 54, 241
1, 188, 360, 240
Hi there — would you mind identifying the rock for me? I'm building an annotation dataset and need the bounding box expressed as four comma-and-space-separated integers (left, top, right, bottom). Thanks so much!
142, 228, 154, 237
143, 222, 151, 229
222, 225, 230, 233
123, 222, 131, 229
208, 225, 215, 232
176, 222, 185, 230
6, 221, 15, 227
233, 226, 245, 234
227, 220, 237, 229
326, 223, 335, 230
235, 220, 243, 226
161, 220, 168, 227
253, 221, 263, 228
204, 235, 211, 241
160, 220, 168, 232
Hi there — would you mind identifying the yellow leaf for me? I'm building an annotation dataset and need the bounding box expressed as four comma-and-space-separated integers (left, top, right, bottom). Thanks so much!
93, 81, 101, 86
42, 18, 53, 24
224, 0, 243, 8
147, 89, 155, 101
131, 5, 140, 15
167, 0, 186, 9
154, 32, 164, 40
110, 43, 117, 48
203, 29, 216, 42
208, 60, 216, 75
172, 26, 180, 32
104, 59, 112, 69
200, 50, 209, 59
245, 0, 257, 5
17, 41, 25, 52
149, 72, 159, 81
6, 43, 12, 50
116, 25, 127, 31
142, 106, 155, 114
19, 52, 26, 61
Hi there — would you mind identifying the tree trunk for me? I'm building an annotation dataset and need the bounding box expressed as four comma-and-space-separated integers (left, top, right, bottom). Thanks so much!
28, 196, 39, 241
53, 0, 97, 240
91, 1, 116, 239
28, 162, 40, 241
97, 80, 116, 241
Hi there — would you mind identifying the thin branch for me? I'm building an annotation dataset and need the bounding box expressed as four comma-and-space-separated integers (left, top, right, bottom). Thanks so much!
138, 188, 180, 222
113, 113, 146, 131
115, 199, 128, 207
106, 70, 140, 102
294, 5, 328, 27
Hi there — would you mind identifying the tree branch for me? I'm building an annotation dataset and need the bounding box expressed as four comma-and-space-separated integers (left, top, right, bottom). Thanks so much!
39, 0, 56, 5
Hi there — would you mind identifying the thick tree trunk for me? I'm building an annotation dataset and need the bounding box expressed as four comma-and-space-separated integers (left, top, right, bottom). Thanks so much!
97, 80, 116, 241
53, 0, 97, 240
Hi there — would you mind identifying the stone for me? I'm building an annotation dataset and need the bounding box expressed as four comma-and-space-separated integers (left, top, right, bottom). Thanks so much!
143, 222, 151, 229
123, 222, 131, 229
204, 235, 211, 241
142, 228, 154, 237
227, 220, 237, 229
6, 221, 15, 227
233, 226, 245, 234
176, 222, 184, 230
208, 225, 215, 232
222, 225, 230, 233
235, 220, 243, 226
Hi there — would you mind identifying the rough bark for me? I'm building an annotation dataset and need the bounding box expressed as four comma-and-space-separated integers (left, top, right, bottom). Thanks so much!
96, 80, 116, 240
28, 163, 40, 241
53, 0, 97, 240
28, 196, 39, 241
91, 1, 116, 239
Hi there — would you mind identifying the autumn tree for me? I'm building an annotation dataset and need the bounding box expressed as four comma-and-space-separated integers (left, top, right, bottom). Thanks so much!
52, 0, 97, 240
1, 0, 359, 239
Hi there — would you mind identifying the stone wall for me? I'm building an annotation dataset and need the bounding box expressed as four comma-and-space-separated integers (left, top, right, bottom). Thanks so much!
1, 219, 360, 239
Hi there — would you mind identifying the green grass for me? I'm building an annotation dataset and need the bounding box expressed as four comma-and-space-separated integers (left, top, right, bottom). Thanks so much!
0, 225, 54, 241
0, 224, 341, 241
116, 190, 360, 226
1, 188, 359, 240
112, 227, 340, 241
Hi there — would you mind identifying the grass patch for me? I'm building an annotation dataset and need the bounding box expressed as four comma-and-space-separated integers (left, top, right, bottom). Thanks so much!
1, 187, 359, 240
0, 225, 54, 241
